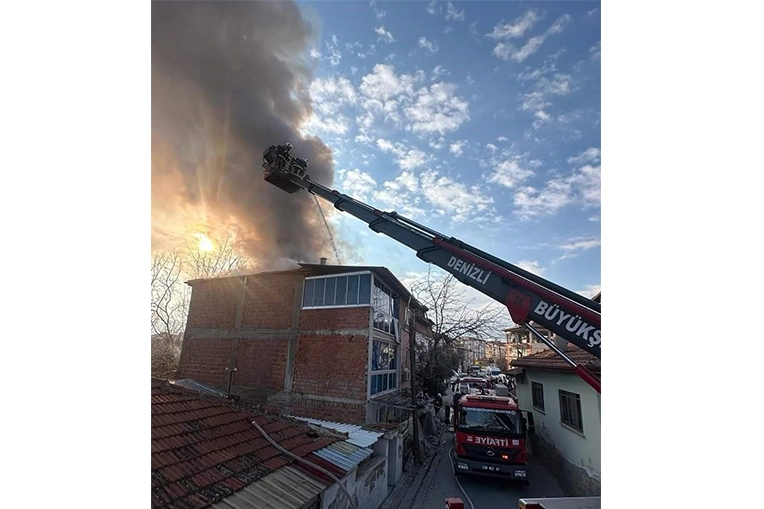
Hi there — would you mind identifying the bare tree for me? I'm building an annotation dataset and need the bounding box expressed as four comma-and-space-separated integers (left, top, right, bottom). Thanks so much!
184, 232, 252, 279
409, 265, 506, 395
151, 232, 252, 379
151, 251, 190, 379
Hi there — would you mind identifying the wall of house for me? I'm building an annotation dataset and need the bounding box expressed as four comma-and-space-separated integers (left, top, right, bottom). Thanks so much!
178, 270, 380, 424
291, 306, 370, 424
320, 454, 388, 509
177, 272, 303, 399
515, 369, 601, 496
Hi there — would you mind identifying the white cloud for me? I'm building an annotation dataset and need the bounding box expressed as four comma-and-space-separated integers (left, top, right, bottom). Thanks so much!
375, 25, 396, 44
309, 47, 321, 59
488, 10, 539, 39
426, 1, 465, 22
567, 147, 600, 165
589, 41, 601, 60
577, 284, 601, 299
418, 36, 440, 55
497, 136, 508, 142
376, 138, 432, 170
432, 65, 449, 81
490, 14, 570, 62
308, 76, 357, 114
449, 140, 466, 156
520, 74, 573, 129
556, 237, 601, 261
420, 169, 494, 223
514, 260, 546, 276
301, 115, 351, 135
339, 169, 378, 200
445, 1, 465, 21
351, 66, 358, 75
373, 172, 426, 217
359, 64, 422, 102
405, 82, 470, 135
513, 164, 601, 217
486, 143, 498, 153
429, 137, 446, 150
369, 0, 386, 19
486, 155, 536, 188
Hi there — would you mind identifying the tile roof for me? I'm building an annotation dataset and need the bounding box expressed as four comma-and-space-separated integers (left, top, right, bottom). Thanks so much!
151, 380, 341, 509
510, 344, 601, 374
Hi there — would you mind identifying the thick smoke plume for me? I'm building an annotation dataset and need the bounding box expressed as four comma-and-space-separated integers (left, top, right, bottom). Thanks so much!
152, 1, 335, 270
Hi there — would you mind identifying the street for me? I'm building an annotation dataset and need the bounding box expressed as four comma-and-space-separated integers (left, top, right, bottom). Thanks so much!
406, 427, 569, 509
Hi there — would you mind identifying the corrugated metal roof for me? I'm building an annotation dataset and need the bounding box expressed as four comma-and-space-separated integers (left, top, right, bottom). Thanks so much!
313, 441, 373, 472
211, 465, 327, 509
170, 378, 227, 398
289, 416, 383, 448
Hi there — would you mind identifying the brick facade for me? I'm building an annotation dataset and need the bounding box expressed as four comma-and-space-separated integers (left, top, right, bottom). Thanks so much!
177, 268, 375, 424
177, 265, 430, 425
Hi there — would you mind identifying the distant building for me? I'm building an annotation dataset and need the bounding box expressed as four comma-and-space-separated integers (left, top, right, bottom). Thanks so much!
502, 323, 553, 362
451, 337, 486, 366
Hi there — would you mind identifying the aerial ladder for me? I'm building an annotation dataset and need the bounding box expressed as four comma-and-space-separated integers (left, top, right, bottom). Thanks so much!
262, 144, 601, 393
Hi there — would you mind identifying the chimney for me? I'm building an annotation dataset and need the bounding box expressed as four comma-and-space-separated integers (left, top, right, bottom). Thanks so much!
320, 257, 327, 265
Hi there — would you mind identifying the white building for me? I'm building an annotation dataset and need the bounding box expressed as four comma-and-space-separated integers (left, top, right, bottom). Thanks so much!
510, 342, 601, 497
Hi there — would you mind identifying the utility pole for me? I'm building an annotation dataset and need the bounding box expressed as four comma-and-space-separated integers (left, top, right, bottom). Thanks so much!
409, 306, 422, 464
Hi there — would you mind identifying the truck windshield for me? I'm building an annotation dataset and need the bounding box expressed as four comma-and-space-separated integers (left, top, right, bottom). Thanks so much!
459, 408, 523, 435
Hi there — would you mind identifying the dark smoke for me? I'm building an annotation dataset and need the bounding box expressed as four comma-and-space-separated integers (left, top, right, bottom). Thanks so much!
152, 1, 335, 269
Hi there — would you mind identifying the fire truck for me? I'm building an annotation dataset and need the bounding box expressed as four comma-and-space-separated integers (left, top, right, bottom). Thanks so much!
452, 393, 530, 483
261, 143, 601, 393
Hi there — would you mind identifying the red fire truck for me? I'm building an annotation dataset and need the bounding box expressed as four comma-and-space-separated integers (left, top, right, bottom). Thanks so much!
452, 394, 531, 483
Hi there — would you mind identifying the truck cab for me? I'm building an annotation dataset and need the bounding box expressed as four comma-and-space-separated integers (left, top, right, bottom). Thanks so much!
452, 394, 529, 483
458, 376, 493, 395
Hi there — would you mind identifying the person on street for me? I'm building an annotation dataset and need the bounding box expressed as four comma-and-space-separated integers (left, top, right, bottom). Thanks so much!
451, 390, 462, 427
442, 383, 454, 424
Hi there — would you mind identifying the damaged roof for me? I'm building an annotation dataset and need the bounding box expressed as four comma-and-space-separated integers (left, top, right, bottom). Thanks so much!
510, 344, 601, 374
151, 379, 340, 509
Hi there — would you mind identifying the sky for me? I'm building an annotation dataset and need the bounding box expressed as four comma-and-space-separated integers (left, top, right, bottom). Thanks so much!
295, 1, 601, 305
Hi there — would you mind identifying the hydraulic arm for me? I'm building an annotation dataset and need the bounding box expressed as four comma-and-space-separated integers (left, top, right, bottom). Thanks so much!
262, 144, 601, 392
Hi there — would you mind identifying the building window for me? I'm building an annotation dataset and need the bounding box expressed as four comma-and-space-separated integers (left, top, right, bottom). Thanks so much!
559, 390, 584, 433
370, 339, 398, 395
302, 272, 372, 308
531, 382, 545, 412
372, 278, 399, 337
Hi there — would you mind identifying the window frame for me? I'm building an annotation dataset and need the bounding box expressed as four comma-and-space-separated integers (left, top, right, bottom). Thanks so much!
301, 271, 372, 309
531, 381, 545, 413
370, 338, 399, 396
371, 275, 399, 338
558, 389, 584, 434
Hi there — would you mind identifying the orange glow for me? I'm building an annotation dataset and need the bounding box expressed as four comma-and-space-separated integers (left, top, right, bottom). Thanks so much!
196, 233, 214, 252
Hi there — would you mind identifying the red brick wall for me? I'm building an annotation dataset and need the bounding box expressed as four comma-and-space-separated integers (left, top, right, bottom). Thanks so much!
176, 337, 232, 386
298, 306, 370, 330
288, 397, 366, 424
178, 270, 374, 423
240, 272, 303, 329
234, 338, 288, 393
292, 331, 369, 401
186, 279, 242, 329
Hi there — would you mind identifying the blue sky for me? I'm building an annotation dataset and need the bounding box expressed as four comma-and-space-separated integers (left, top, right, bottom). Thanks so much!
297, 0, 601, 303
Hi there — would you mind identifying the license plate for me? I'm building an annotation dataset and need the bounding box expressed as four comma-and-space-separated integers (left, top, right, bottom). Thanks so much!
481, 465, 500, 472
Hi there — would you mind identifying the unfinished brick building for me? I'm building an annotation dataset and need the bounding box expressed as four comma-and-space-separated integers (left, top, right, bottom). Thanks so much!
176, 262, 432, 425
